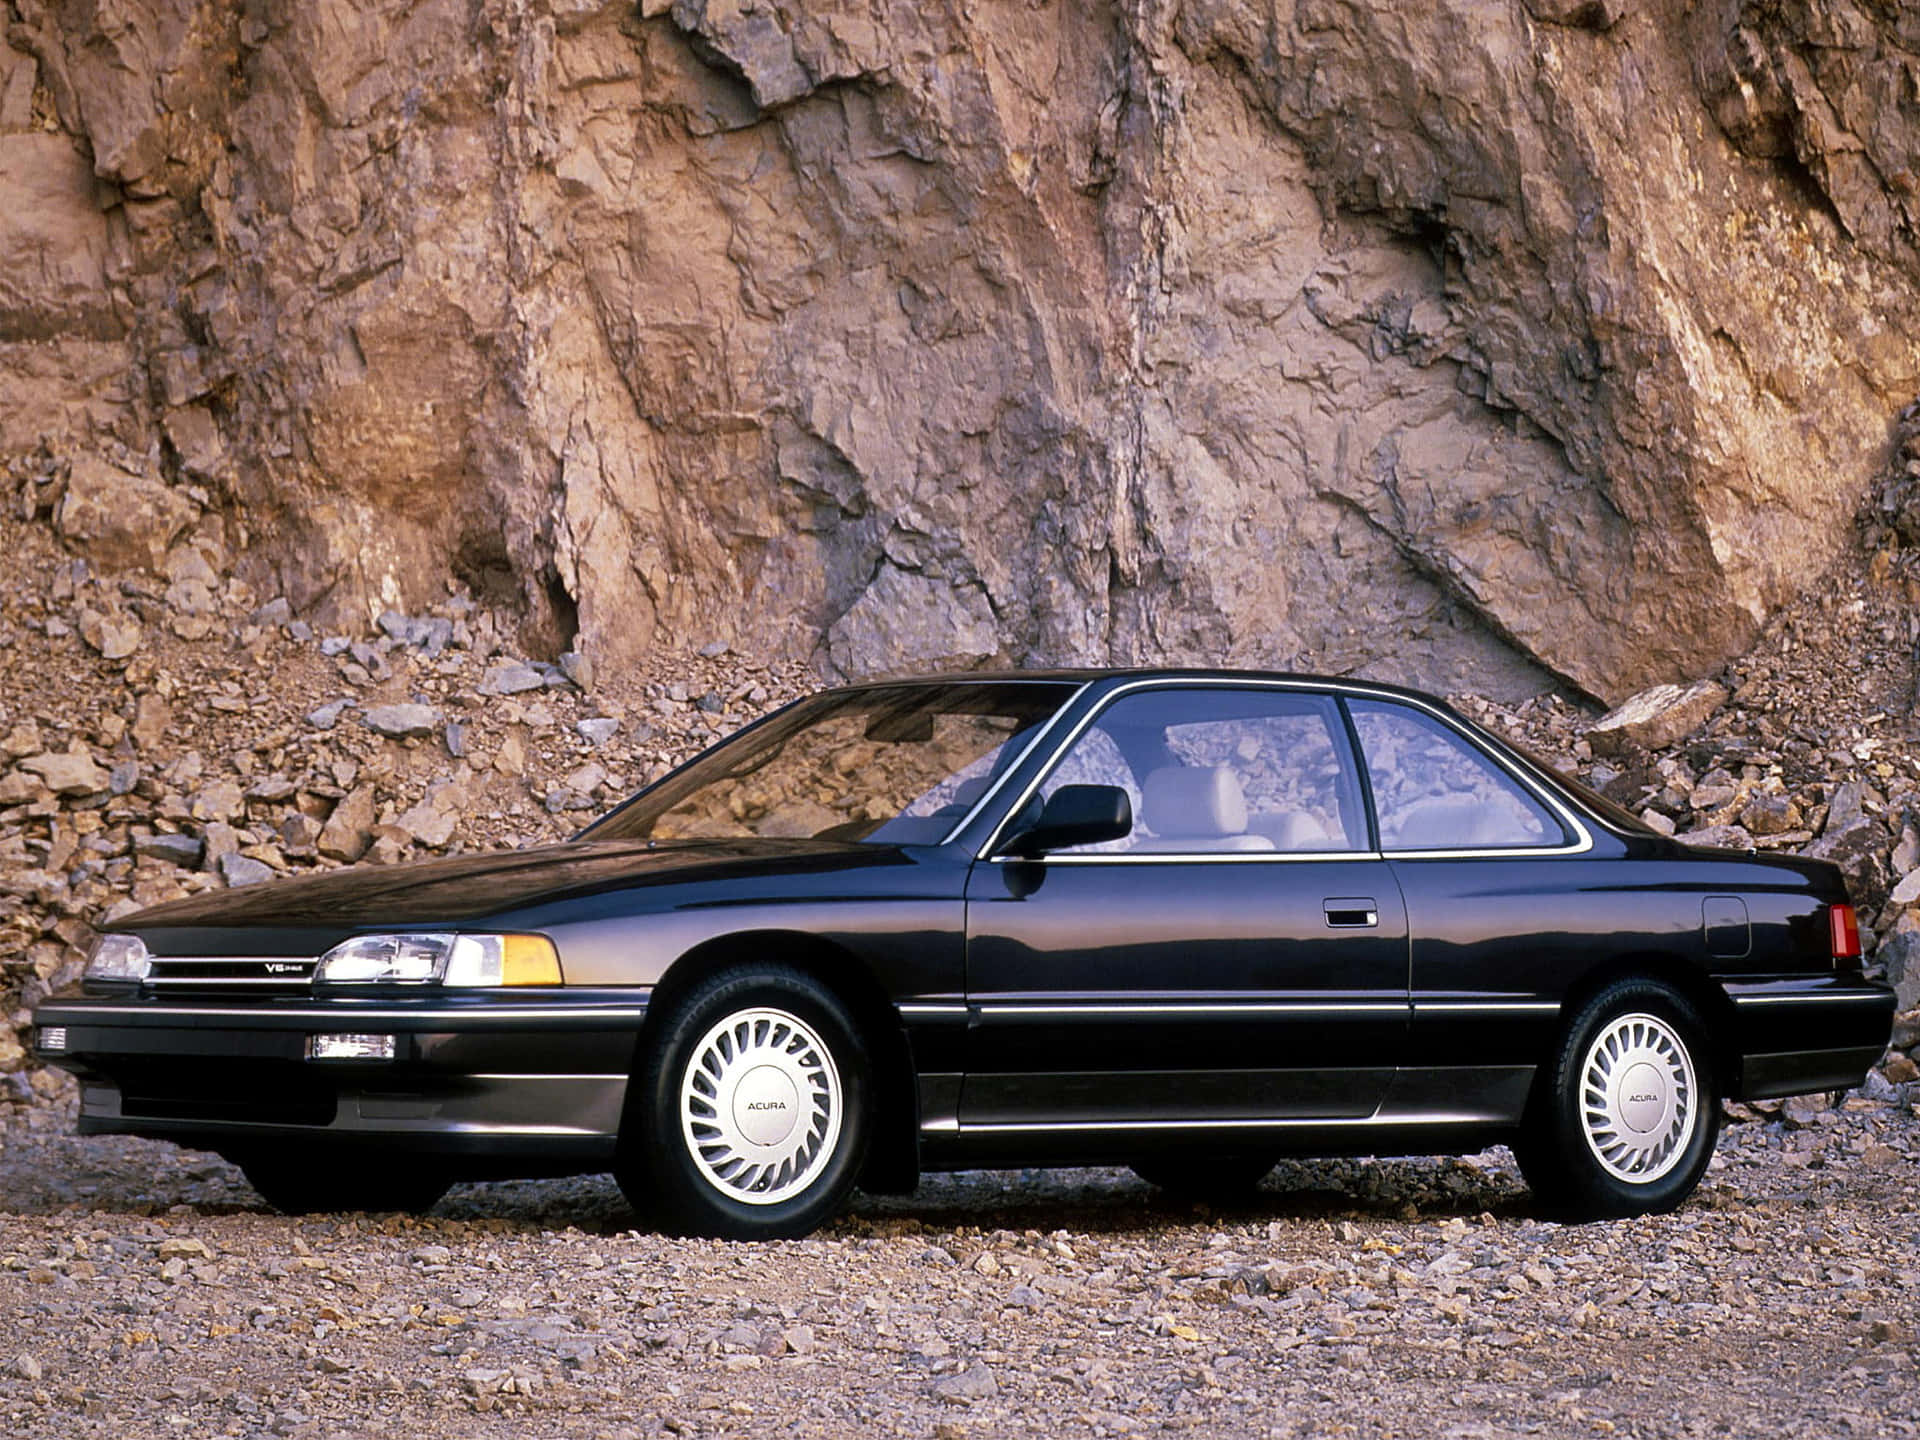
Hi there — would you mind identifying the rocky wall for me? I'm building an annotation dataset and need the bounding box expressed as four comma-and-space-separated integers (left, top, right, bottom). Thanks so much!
2, 0, 1918, 703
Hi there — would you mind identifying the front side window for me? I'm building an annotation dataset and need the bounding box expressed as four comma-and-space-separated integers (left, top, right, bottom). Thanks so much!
1347, 699, 1566, 851
583, 682, 1075, 845
1032, 688, 1366, 855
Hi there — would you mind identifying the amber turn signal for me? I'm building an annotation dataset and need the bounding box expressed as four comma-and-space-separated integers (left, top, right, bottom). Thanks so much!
501, 934, 564, 986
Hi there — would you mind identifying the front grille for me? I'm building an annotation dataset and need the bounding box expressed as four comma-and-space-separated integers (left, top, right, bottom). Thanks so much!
146, 956, 317, 992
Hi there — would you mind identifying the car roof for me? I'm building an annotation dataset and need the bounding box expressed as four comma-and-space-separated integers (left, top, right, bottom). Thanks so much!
829, 667, 1458, 708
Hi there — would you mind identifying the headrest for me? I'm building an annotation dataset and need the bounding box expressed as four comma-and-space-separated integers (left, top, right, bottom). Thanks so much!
1141, 766, 1248, 838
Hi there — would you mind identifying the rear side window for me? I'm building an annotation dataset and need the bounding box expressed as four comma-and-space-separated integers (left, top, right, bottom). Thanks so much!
1347, 700, 1567, 852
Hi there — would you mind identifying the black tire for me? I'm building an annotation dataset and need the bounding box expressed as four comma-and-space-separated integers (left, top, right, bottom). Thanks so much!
1131, 1151, 1276, 1201
618, 964, 870, 1239
1515, 979, 1721, 1220
238, 1149, 450, 1215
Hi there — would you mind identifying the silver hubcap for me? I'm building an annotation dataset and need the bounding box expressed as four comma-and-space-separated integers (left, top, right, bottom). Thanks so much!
680, 1006, 842, 1206
1580, 1011, 1697, 1184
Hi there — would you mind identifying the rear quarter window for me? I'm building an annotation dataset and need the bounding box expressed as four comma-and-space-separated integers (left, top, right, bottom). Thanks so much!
1348, 700, 1568, 851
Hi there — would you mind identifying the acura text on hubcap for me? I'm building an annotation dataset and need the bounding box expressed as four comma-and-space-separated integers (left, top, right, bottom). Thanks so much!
1579, 1011, 1697, 1183
680, 1007, 842, 1205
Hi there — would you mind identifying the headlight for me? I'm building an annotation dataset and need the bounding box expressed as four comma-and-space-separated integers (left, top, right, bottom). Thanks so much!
315, 933, 448, 984
85, 933, 152, 982
314, 933, 562, 987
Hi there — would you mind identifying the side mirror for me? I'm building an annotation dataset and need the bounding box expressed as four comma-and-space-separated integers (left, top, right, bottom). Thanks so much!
1002, 785, 1132, 857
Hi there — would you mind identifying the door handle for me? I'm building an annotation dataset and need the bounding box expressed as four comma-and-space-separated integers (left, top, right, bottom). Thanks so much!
1323, 898, 1378, 928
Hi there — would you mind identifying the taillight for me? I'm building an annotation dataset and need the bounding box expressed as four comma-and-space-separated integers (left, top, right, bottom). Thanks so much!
1829, 903, 1861, 963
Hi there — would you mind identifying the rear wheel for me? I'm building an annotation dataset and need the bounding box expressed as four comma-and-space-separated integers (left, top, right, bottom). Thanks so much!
618, 964, 870, 1239
237, 1150, 450, 1215
1515, 979, 1720, 1219
1131, 1151, 1277, 1201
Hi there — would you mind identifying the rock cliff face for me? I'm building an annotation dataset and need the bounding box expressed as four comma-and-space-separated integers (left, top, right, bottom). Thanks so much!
2, 0, 1918, 702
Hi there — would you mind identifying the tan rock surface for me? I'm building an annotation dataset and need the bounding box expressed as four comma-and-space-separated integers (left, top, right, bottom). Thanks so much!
316, 785, 377, 863
2, 0, 1919, 701
1588, 679, 1732, 756
76, 606, 142, 660
55, 459, 197, 574
16, 749, 107, 797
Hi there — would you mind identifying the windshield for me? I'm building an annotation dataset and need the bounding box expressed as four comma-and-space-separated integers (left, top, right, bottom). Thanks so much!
581, 681, 1079, 846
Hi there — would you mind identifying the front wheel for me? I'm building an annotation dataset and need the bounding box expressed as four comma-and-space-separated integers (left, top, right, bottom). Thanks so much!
618, 964, 870, 1239
1515, 979, 1721, 1219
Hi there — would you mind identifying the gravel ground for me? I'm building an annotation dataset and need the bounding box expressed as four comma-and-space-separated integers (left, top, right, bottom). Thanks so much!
2, 1095, 1916, 1439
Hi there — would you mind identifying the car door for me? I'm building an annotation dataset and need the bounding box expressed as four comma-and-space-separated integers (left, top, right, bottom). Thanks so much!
959, 683, 1410, 1130
1343, 695, 1593, 1119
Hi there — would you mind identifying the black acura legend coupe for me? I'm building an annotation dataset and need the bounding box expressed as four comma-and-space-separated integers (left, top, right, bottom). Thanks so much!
31, 671, 1895, 1236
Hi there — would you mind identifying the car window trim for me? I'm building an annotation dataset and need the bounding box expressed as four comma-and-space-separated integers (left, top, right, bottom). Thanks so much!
976, 677, 1593, 862
1335, 691, 1383, 853
1022, 848, 1386, 865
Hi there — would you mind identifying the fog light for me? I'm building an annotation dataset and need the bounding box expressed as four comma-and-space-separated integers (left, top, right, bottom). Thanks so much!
306, 1033, 396, 1061
37, 1026, 67, 1052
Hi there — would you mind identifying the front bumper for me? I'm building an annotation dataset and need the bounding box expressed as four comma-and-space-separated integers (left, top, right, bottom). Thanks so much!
1726, 974, 1897, 1100
29, 988, 648, 1175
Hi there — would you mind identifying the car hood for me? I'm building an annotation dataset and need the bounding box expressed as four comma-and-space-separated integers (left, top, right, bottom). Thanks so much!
113, 837, 918, 932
